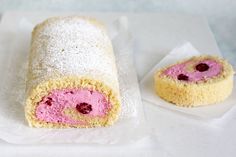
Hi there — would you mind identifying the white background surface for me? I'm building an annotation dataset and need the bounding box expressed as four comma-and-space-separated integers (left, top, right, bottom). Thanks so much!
0, 12, 236, 157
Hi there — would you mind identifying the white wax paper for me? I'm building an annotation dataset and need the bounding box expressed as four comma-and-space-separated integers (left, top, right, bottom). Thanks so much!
140, 43, 236, 120
0, 17, 148, 144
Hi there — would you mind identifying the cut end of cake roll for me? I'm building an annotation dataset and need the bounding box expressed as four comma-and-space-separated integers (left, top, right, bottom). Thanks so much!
25, 16, 121, 128
154, 55, 234, 107
25, 77, 120, 128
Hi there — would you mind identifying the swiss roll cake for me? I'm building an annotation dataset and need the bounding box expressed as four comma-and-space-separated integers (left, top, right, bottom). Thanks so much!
25, 16, 120, 128
154, 55, 234, 107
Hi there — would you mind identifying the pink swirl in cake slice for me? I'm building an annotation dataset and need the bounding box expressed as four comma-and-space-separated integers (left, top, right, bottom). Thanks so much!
36, 89, 111, 125
163, 59, 222, 82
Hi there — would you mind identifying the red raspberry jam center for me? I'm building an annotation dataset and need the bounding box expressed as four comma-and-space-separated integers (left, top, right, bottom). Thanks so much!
76, 103, 92, 114
177, 74, 189, 81
196, 63, 209, 72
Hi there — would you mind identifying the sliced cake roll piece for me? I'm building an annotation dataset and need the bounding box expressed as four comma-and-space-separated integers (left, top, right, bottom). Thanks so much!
25, 16, 120, 128
154, 55, 234, 107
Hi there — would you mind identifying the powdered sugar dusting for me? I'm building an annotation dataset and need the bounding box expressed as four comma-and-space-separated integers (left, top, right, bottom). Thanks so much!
27, 16, 119, 94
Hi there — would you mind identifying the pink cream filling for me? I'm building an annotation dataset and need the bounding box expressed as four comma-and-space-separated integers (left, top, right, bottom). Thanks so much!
36, 89, 110, 125
163, 59, 222, 82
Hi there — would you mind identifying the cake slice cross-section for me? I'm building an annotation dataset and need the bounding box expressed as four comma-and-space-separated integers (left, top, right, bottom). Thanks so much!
154, 55, 234, 107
